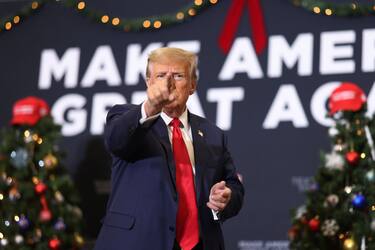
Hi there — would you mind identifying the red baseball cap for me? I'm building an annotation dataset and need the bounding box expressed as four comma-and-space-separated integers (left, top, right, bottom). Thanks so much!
11, 96, 50, 126
328, 82, 366, 115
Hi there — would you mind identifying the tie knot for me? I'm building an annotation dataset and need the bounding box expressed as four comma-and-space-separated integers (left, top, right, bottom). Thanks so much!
170, 118, 182, 128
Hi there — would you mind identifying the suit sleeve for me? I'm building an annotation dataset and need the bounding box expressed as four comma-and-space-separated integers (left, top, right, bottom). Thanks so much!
218, 133, 245, 221
104, 104, 152, 159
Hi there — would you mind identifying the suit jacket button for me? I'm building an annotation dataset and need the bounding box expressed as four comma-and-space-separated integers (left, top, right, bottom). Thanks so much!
169, 226, 175, 232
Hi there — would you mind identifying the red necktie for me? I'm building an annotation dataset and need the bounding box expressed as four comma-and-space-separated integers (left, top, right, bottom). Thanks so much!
170, 118, 199, 250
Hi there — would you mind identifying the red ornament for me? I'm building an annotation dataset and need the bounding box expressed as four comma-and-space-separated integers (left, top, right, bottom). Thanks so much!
288, 226, 298, 240
48, 238, 61, 250
39, 209, 52, 222
35, 183, 47, 195
308, 218, 320, 232
346, 151, 360, 166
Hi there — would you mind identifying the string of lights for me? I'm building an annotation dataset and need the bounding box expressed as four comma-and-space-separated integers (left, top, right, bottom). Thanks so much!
0, 0, 219, 33
0, 0, 43, 32
290, 0, 375, 17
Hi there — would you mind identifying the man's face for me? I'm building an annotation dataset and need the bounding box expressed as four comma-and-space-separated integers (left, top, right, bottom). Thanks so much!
146, 60, 196, 114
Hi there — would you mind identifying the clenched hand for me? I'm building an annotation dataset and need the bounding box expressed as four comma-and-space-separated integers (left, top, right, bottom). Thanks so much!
206, 181, 232, 212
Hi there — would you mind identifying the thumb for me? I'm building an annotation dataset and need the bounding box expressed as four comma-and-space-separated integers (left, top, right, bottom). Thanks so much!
212, 181, 226, 193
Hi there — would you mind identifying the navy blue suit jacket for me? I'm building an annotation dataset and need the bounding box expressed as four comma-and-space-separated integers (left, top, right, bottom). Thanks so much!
94, 104, 244, 250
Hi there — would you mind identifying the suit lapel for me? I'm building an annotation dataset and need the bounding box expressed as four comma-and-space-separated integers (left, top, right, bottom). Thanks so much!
189, 113, 207, 206
151, 117, 177, 196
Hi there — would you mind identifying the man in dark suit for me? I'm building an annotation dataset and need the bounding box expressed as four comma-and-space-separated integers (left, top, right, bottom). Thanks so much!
94, 47, 244, 250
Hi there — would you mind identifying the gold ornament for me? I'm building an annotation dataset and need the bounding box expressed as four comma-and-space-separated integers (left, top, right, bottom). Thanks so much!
54, 191, 64, 203
32, 134, 39, 142
6, 177, 13, 186
343, 238, 358, 250
72, 206, 83, 218
1, 172, 6, 181
74, 233, 85, 247
9, 187, 21, 200
32, 177, 39, 185
34, 228, 42, 241
43, 154, 58, 170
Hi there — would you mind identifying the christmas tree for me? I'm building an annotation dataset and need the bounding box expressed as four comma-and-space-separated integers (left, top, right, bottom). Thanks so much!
289, 83, 375, 250
0, 97, 84, 250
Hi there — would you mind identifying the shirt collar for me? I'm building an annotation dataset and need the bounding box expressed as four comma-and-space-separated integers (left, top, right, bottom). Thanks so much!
160, 108, 189, 129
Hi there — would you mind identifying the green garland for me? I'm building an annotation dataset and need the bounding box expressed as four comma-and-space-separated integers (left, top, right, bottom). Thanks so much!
0, 0, 219, 33
291, 0, 375, 17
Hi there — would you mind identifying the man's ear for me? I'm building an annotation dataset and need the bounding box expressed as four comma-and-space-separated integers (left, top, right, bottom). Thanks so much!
189, 80, 197, 95
146, 77, 151, 87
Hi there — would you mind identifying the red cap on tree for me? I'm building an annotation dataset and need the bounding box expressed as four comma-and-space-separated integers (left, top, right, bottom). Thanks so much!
328, 82, 366, 115
11, 96, 50, 126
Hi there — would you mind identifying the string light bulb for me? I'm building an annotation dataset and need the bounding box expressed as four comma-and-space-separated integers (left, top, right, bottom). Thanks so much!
101, 15, 109, 23
176, 12, 184, 20
194, 0, 203, 6
325, 8, 333, 15
13, 16, 20, 24
143, 20, 151, 28
313, 6, 321, 14
210, 0, 218, 4
77, 1, 85, 10
5, 22, 12, 30
112, 18, 120, 26
188, 8, 196, 16
31, 1, 39, 9
153, 21, 161, 29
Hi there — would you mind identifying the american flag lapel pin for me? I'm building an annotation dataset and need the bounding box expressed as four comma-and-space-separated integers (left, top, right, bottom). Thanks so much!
198, 130, 204, 137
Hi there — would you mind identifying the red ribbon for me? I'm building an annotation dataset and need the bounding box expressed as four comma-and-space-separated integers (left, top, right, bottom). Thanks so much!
219, 0, 267, 54
40, 196, 49, 210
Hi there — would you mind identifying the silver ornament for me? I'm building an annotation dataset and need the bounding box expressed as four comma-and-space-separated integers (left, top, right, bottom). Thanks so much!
14, 234, 23, 244
295, 205, 306, 219
328, 127, 339, 137
1, 238, 8, 246
326, 194, 339, 207
325, 151, 345, 170
366, 170, 375, 182
10, 148, 29, 169
322, 219, 339, 236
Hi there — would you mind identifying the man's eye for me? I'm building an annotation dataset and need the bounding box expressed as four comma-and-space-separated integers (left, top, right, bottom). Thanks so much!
156, 74, 165, 79
173, 74, 185, 80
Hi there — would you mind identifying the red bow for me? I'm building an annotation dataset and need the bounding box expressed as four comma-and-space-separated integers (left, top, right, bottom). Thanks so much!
219, 0, 267, 54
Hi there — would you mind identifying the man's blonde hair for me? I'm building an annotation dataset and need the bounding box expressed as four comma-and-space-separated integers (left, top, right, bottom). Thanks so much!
146, 47, 198, 81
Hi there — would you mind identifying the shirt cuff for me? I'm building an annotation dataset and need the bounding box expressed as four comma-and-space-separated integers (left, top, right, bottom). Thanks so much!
139, 102, 160, 124
211, 209, 219, 221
